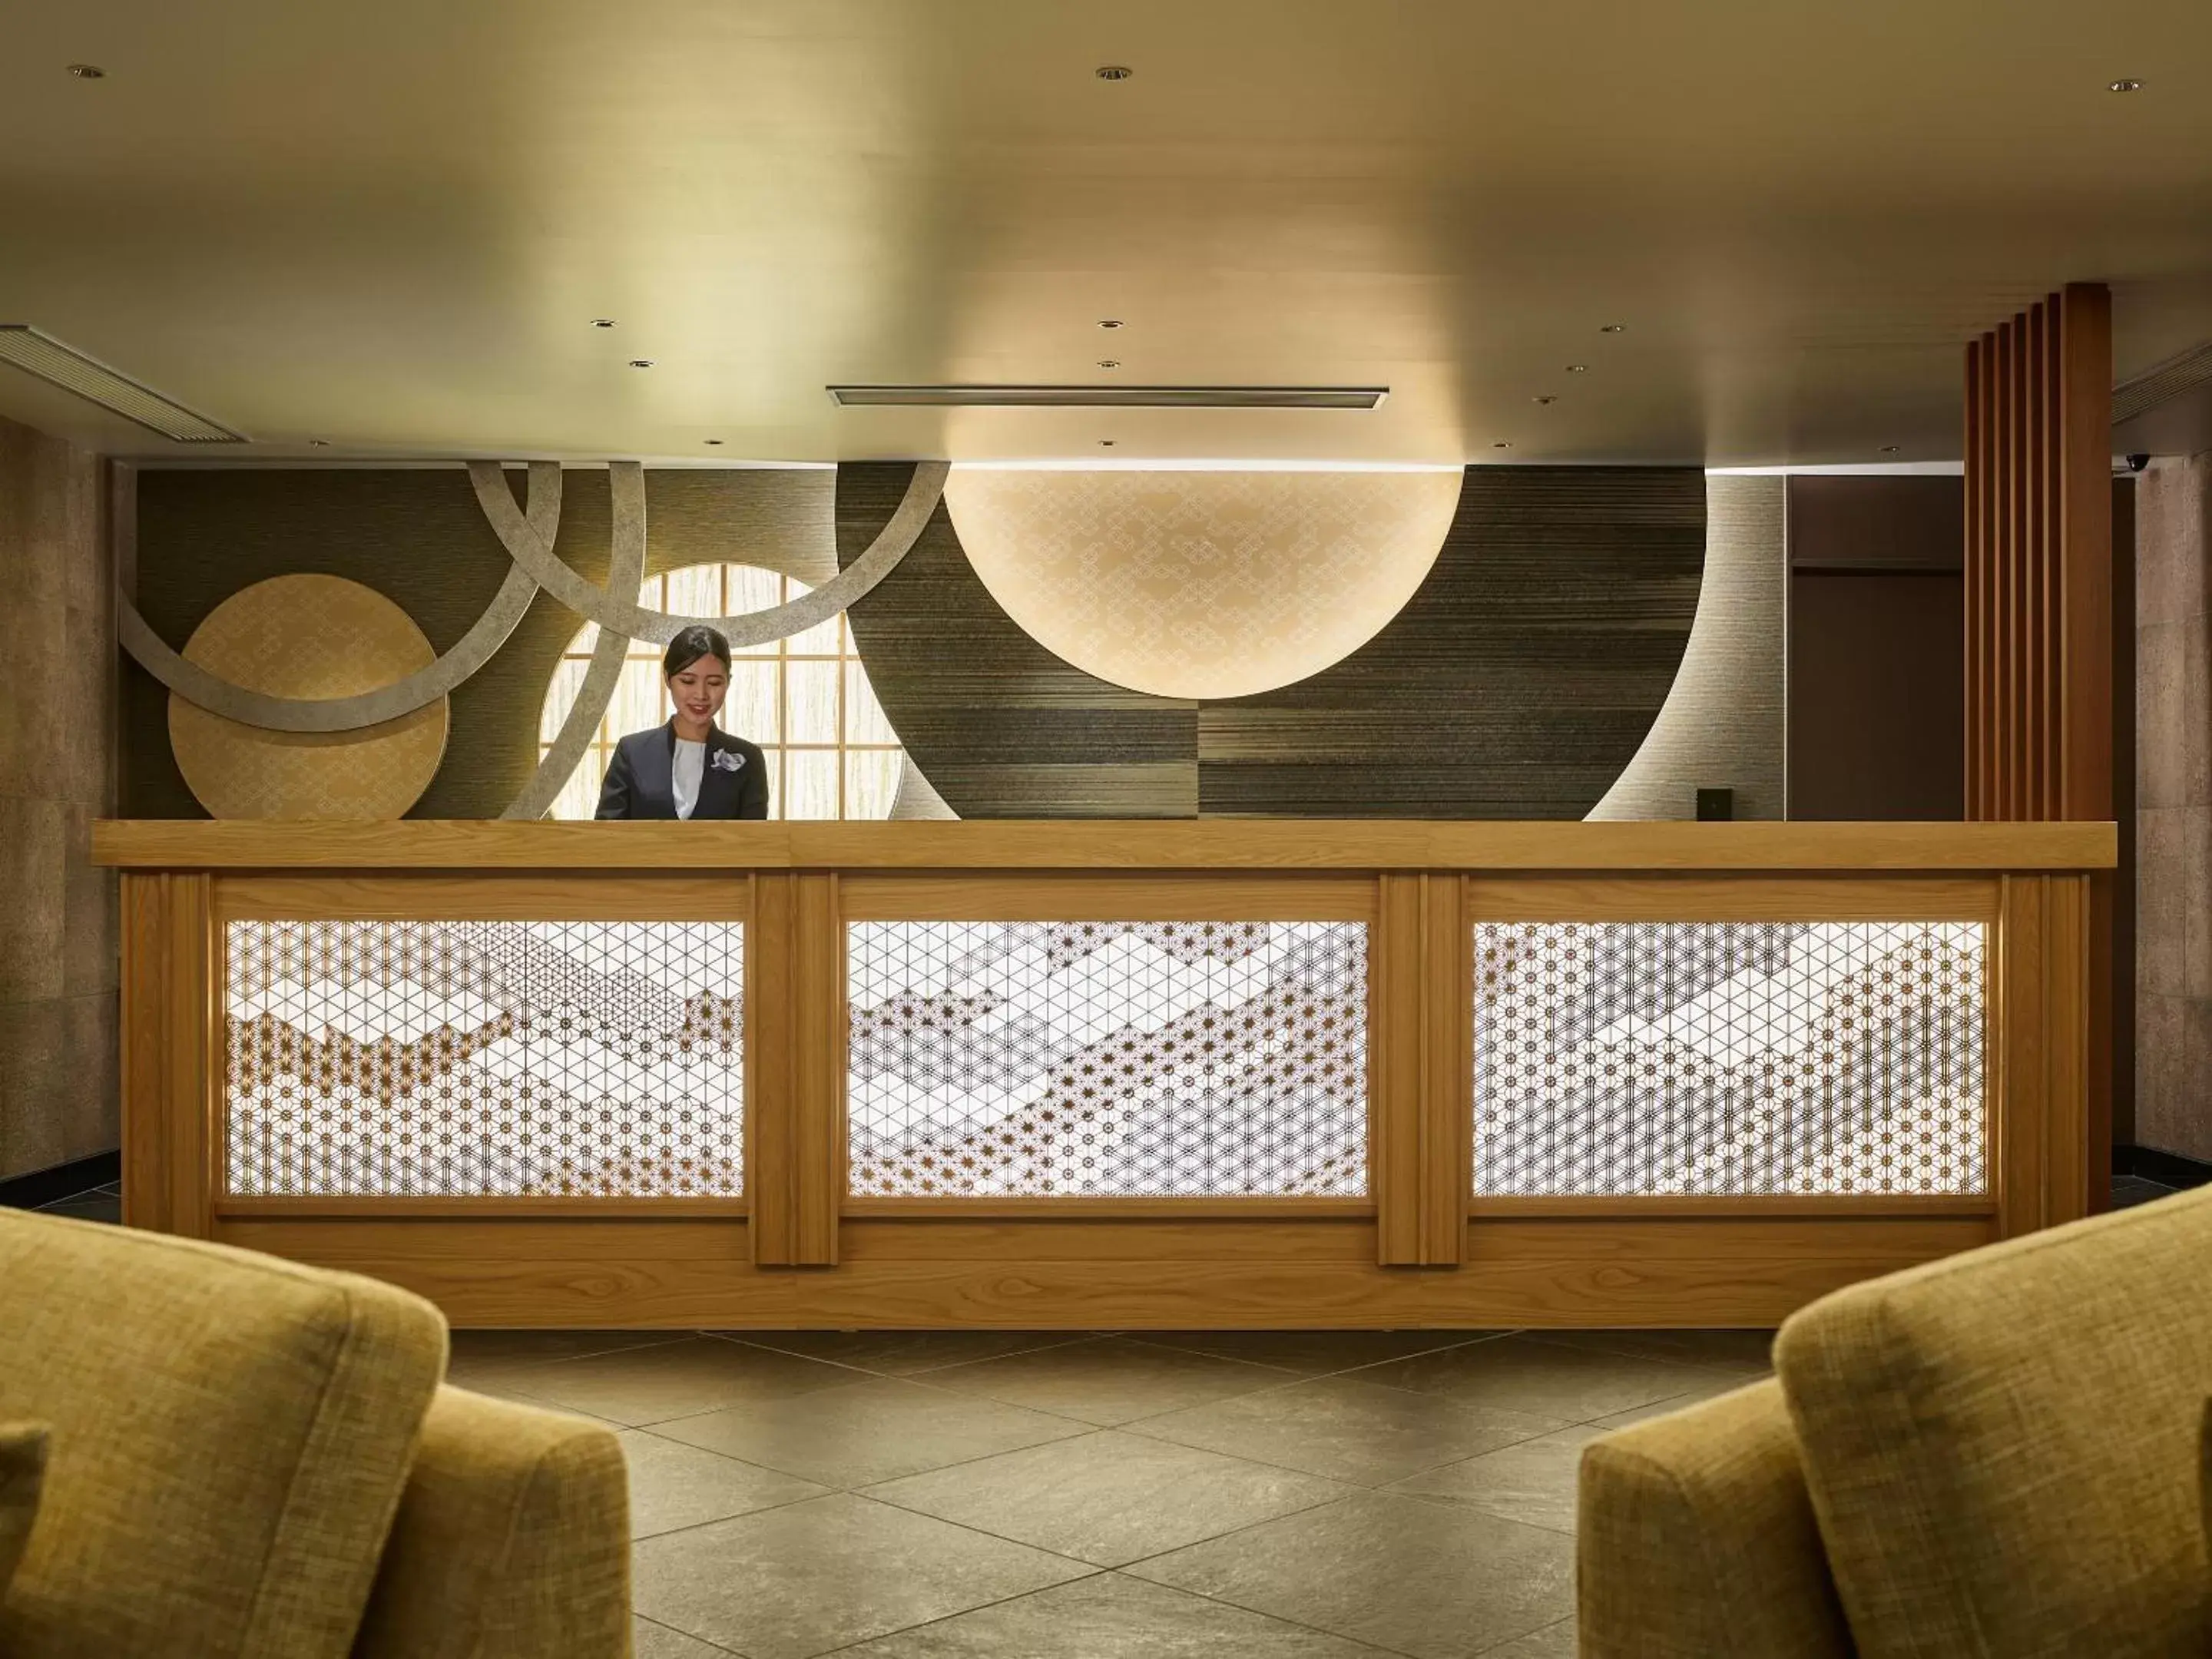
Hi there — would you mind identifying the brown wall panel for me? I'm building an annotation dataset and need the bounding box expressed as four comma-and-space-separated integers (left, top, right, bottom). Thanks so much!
1789, 572, 1965, 821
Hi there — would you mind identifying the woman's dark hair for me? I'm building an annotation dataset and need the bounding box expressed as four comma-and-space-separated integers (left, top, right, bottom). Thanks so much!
663, 625, 733, 679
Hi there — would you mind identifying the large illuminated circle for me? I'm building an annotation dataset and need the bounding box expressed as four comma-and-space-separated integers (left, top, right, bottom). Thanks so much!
945, 469, 1462, 700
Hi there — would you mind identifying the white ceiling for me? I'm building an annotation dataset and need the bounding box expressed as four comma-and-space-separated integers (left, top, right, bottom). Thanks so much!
3, 0, 2210, 467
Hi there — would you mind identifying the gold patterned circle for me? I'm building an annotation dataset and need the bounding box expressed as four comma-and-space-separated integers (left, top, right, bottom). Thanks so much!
168, 575, 449, 819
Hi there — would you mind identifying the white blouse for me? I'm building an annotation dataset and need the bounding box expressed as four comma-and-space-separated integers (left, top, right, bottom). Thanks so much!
672, 738, 706, 820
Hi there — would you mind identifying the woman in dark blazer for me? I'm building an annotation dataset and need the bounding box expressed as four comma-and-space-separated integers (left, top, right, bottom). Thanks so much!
595, 625, 770, 820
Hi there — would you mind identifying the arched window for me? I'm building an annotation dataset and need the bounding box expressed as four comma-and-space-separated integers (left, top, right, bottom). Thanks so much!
538, 562, 906, 820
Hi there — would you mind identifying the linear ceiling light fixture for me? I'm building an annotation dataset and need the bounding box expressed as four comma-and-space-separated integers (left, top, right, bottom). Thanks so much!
0, 325, 245, 442
828, 384, 1388, 409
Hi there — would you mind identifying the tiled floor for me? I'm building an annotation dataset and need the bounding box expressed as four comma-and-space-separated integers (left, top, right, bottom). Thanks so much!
452, 1326, 1775, 1659
28, 1181, 122, 1224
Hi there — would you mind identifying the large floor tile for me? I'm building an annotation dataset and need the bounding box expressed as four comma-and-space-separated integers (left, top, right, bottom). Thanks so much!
1133, 1330, 1503, 1376
1522, 1327, 1775, 1375
863, 1428, 1348, 1567
475, 1336, 863, 1427
634, 1615, 736, 1657
1481, 1617, 1577, 1657
651, 1376, 1088, 1488
1583, 1372, 1766, 1432
720, 1329, 1094, 1376
1385, 1426, 1608, 1535
449, 1328, 691, 1366
842, 1571, 1397, 1656
924, 1336, 1293, 1426
632, 1492, 1093, 1659
620, 1428, 830, 1539
1129, 1492, 1575, 1659
1130, 1373, 1568, 1485
1359, 1332, 1742, 1422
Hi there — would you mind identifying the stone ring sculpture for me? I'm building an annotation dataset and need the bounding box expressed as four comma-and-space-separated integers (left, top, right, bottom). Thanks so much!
114, 459, 949, 816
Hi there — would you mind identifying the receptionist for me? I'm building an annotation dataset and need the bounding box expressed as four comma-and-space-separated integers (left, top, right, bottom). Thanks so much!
595, 625, 770, 820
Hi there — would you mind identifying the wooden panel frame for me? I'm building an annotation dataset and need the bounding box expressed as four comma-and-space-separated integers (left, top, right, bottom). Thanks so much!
121, 872, 218, 1237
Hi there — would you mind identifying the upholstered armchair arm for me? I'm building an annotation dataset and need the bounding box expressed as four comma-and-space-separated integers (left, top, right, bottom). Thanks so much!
1578, 1379, 1852, 1659
353, 1385, 630, 1659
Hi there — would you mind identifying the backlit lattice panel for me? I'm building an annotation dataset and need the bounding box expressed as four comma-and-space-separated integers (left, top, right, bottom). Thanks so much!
1474, 921, 1985, 1196
849, 921, 1368, 1197
227, 920, 743, 1197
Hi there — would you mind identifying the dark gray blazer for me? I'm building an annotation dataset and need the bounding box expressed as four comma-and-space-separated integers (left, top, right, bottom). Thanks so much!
594, 722, 770, 820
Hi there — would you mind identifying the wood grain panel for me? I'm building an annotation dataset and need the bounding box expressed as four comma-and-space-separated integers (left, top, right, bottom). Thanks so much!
215, 873, 751, 921
120, 872, 215, 1237
92, 817, 2119, 873
841, 873, 1377, 922
1464, 875, 2000, 923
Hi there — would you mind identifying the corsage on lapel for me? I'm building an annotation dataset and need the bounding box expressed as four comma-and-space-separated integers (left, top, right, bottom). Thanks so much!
710, 748, 746, 773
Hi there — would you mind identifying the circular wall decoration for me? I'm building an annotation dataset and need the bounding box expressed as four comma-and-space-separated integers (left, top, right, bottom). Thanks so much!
168, 574, 450, 819
943, 468, 1462, 700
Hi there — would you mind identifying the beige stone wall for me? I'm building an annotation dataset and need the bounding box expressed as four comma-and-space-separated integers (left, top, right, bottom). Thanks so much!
0, 418, 115, 1182
2136, 452, 2212, 1161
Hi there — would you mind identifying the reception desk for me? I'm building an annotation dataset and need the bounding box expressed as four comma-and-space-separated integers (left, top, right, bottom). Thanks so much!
94, 819, 2114, 1329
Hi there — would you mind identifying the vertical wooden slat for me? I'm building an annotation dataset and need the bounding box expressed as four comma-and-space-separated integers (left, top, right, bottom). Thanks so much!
2057, 282, 2114, 823
1373, 873, 1424, 1265
1972, 336, 1991, 827
1994, 873, 2046, 1239
749, 872, 796, 1264
1417, 874, 1471, 1266
1996, 316, 2018, 821
120, 871, 216, 1237
2045, 873, 2091, 1226
790, 873, 845, 1265
2025, 299, 2048, 820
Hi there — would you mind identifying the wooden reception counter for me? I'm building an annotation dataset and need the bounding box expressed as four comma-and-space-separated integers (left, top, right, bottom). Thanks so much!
94, 819, 2115, 1330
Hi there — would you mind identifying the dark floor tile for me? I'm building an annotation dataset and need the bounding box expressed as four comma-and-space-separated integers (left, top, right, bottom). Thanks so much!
34, 1194, 120, 1224
1384, 1426, 1607, 1535
863, 1428, 1348, 1566
633, 1614, 736, 1657
1480, 1617, 1577, 1657
1519, 1327, 1774, 1375
1359, 1332, 1741, 1422
632, 1492, 1092, 1659
1130, 1373, 1567, 1486
449, 1328, 691, 1368
1128, 1492, 1575, 1659
651, 1375, 1088, 1488
472, 1335, 863, 1427
718, 1329, 1094, 1376
619, 1428, 830, 1538
843, 1571, 1397, 1657
2112, 1176, 2180, 1211
1133, 1330, 1503, 1376
924, 1336, 1294, 1426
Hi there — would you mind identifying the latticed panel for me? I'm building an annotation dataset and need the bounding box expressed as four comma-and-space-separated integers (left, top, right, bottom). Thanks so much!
849, 921, 1369, 1197
226, 920, 743, 1197
1472, 921, 1985, 1197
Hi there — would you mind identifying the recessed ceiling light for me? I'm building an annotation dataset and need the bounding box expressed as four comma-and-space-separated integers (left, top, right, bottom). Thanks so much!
591, 318, 616, 328
1493, 441, 1512, 449
1098, 319, 1124, 329
1533, 395, 1556, 405
1879, 444, 1900, 453
1599, 323, 1625, 333
307, 439, 330, 447
1565, 363, 1588, 373
66, 63, 104, 79
1099, 439, 1117, 447
2108, 78, 2144, 92
1094, 65, 1133, 81
704, 439, 724, 445
1098, 359, 1121, 369
628, 359, 654, 369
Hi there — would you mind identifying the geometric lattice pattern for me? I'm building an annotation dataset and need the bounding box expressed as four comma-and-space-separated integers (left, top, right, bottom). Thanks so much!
1473, 921, 1985, 1197
225, 920, 743, 1197
848, 921, 1369, 1197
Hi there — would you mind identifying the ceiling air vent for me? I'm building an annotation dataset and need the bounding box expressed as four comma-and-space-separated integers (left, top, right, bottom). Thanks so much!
827, 384, 1388, 410
0, 325, 247, 442
2114, 339, 2212, 426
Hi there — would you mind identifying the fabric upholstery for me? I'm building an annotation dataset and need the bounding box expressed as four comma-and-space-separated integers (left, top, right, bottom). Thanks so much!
1775, 1184, 2212, 1658
0, 1421, 49, 1600
353, 1385, 631, 1659
0, 1207, 446, 1659
1578, 1379, 1853, 1659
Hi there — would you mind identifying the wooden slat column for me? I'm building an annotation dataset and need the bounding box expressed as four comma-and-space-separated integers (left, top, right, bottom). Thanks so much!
1965, 283, 2112, 1220
1373, 873, 1470, 1266
1994, 874, 2093, 1237
748, 873, 843, 1265
119, 871, 217, 1237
